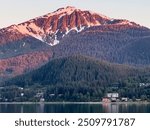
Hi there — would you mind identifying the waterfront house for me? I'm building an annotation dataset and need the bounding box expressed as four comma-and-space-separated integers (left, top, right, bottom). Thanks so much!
105, 93, 119, 102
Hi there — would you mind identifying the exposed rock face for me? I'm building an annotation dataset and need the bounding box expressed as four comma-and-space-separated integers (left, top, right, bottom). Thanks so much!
0, 6, 140, 46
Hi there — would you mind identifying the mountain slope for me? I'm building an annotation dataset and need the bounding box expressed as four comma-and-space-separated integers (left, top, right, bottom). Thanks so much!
4, 55, 144, 87
52, 24, 150, 65
0, 51, 52, 82
0, 36, 52, 81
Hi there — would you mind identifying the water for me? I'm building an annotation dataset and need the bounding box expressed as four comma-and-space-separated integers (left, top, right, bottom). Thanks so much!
0, 103, 150, 113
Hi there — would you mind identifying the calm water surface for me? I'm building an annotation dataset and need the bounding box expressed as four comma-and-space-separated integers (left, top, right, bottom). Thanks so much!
0, 103, 150, 113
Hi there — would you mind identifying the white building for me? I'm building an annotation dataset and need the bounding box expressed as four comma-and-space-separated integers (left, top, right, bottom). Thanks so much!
106, 93, 119, 102
107, 93, 119, 98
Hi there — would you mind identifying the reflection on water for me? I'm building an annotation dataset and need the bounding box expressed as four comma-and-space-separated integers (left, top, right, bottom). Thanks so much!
0, 103, 150, 113
102, 103, 119, 113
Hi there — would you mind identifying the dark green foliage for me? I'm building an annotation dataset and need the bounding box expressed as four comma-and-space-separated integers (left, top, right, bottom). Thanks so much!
52, 25, 150, 65
0, 36, 51, 59
2, 55, 150, 102
4, 55, 140, 87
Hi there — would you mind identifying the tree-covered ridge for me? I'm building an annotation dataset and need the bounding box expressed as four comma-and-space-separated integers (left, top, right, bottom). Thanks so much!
2, 55, 150, 102
4, 55, 141, 87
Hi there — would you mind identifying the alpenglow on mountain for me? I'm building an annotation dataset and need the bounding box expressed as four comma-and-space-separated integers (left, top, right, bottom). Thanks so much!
0, 6, 142, 46
1, 6, 150, 81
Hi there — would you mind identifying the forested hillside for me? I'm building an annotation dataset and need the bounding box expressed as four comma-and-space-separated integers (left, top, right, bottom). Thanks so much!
4, 55, 141, 86
2, 55, 150, 102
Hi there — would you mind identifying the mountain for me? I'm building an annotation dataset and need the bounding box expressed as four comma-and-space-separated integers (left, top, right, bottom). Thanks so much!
1, 6, 141, 46
1, 6, 150, 81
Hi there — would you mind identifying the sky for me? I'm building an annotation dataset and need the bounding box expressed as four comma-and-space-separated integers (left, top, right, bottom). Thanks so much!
0, 0, 150, 28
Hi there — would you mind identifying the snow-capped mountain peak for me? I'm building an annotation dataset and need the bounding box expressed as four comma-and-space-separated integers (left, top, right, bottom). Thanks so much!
0, 6, 141, 46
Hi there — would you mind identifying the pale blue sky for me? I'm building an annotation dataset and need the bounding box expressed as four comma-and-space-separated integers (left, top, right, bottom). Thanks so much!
0, 0, 150, 28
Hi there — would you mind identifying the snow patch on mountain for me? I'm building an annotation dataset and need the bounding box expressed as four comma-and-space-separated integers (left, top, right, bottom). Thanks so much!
53, 35, 60, 46
11, 22, 45, 42
23, 42, 26, 47
118, 20, 135, 25
1, 6, 141, 47
46, 6, 77, 18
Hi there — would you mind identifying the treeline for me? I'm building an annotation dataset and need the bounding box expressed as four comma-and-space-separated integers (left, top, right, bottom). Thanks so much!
1, 80, 150, 102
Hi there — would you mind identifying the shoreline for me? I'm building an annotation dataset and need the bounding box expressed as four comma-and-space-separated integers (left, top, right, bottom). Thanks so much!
0, 101, 150, 105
